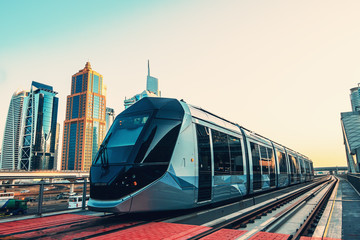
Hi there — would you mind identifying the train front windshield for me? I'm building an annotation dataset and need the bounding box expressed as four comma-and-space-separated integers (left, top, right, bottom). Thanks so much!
93, 114, 149, 165
92, 112, 182, 166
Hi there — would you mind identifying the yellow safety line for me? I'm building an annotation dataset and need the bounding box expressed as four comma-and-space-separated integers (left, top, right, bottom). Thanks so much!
323, 179, 339, 238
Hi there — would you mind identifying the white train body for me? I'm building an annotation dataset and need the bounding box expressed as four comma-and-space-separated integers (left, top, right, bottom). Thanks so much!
88, 98, 314, 213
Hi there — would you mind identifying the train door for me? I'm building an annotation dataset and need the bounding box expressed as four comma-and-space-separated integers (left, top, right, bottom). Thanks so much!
196, 124, 212, 202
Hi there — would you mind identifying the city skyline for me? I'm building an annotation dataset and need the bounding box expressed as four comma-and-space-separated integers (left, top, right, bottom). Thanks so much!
2, 1, 360, 167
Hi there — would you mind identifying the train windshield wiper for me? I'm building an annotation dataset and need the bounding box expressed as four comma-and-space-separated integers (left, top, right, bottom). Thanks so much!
97, 133, 112, 168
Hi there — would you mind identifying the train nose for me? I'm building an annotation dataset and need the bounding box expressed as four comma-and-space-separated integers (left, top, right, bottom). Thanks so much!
90, 165, 127, 184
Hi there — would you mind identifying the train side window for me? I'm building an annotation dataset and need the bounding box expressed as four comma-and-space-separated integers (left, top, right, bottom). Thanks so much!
212, 129, 230, 175
278, 151, 287, 174
228, 136, 243, 175
306, 161, 310, 173
303, 159, 307, 174
288, 154, 296, 174
260, 146, 269, 175
139, 119, 181, 163
267, 147, 275, 174
300, 158, 305, 174
294, 157, 300, 174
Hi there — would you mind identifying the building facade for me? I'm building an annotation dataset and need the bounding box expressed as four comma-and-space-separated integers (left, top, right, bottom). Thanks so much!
1, 90, 28, 169
62, 62, 106, 171
341, 84, 360, 173
54, 123, 60, 170
124, 60, 161, 109
18, 82, 59, 170
350, 84, 360, 112
105, 107, 115, 132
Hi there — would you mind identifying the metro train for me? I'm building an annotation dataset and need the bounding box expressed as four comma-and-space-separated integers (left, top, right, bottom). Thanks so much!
88, 97, 314, 213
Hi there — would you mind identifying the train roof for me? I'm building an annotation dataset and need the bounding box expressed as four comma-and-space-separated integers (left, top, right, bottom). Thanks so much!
122, 97, 311, 162
119, 97, 184, 120
185, 100, 311, 162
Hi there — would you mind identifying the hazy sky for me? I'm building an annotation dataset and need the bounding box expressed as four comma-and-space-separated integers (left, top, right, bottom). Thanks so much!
1, 0, 359, 167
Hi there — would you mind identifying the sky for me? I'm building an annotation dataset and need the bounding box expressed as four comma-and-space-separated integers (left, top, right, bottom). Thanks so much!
1, 0, 359, 167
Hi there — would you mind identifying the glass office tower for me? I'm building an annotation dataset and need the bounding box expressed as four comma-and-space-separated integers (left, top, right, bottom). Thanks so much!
18, 82, 59, 170
1, 90, 28, 169
62, 62, 106, 171
350, 84, 360, 112
341, 83, 360, 173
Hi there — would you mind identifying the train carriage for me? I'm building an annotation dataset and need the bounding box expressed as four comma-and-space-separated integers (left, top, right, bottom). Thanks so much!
88, 97, 313, 213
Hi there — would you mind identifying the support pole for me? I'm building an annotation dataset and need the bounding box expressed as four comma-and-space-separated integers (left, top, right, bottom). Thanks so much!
69, 179, 75, 193
37, 182, 44, 216
82, 179, 87, 210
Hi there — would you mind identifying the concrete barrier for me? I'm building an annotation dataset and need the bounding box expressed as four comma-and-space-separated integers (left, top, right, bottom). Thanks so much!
347, 174, 360, 193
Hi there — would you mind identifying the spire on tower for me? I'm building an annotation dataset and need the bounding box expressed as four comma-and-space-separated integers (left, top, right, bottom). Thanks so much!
85, 61, 92, 70
148, 60, 150, 76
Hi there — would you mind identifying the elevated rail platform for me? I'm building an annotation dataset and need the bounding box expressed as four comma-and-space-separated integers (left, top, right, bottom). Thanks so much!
311, 175, 360, 240
0, 175, 359, 239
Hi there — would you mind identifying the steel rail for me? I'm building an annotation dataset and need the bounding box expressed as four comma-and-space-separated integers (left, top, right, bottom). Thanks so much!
290, 177, 338, 240
188, 178, 330, 240
241, 178, 333, 234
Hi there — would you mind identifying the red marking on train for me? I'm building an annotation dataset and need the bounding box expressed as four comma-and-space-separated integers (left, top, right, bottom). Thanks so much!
248, 231, 290, 240
200, 229, 247, 239
0, 214, 98, 235
88, 222, 211, 240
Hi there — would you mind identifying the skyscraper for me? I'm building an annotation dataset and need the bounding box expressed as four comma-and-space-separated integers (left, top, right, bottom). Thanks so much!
146, 60, 160, 96
18, 81, 59, 170
341, 83, 360, 173
1, 90, 28, 169
105, 107, 115, 132
124, 60, 161, 109
350, 84, 360, 112
54, 123, 60, 170
62, 62, 106, 171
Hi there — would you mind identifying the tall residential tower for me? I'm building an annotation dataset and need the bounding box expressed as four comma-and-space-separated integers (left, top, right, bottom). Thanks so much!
1, 90, 28, 169
62, 62, 106, 171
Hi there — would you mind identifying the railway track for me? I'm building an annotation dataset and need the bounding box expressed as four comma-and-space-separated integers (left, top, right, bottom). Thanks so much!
188, 176, 337, 240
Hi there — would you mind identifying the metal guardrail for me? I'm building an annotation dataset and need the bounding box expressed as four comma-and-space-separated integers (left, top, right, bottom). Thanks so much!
0, 170, 89, 180
1, 178, 89, 216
